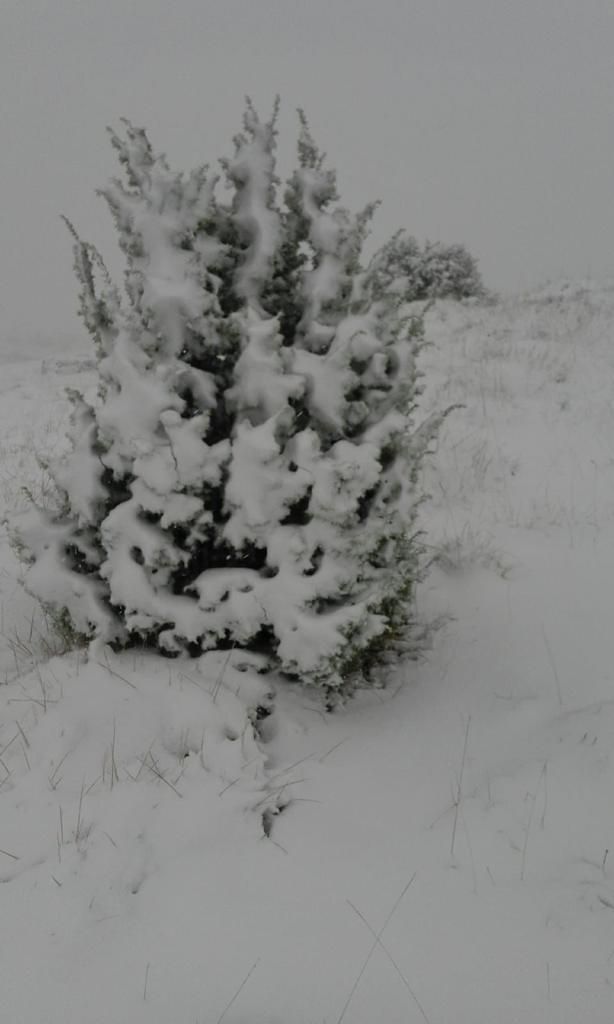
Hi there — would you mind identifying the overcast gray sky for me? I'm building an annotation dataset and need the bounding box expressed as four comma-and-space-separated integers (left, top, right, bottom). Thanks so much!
2, 0, 614, 345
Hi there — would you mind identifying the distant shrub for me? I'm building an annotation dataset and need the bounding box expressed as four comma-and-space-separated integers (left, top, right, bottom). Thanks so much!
367, 231, 484, 303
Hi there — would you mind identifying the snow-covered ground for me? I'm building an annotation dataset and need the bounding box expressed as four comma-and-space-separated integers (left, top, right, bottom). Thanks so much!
2, 282, 614, 1023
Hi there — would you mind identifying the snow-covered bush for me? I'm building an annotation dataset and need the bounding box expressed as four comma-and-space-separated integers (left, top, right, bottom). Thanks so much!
368, 230, 484, 303
13, 103, 444, 702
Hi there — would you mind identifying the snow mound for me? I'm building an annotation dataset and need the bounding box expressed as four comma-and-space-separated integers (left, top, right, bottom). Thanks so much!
0, 648, 278, 890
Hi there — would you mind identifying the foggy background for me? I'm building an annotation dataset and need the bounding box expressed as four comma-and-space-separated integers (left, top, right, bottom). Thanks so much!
1, 0, 613, 347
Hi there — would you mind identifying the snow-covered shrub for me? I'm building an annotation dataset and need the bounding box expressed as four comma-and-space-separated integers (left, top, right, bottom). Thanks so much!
368, 230, 484, 303
13, 103, 444, 702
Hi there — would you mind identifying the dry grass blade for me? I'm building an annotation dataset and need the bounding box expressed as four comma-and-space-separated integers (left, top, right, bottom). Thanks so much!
110, 719, 119, 789
75, 779, 86, 844
318, 737, 350, 762
521, 761, 547, 881
346, 899, 432, 1024
0, 847, 19, 861
15, 721, 29, 749
135, 741, 155, 782
215, 957, 260, 1024
211, 646, 235, 702
268, 753, 315, 783
99, 653, 137, 690
450, 715, 471, 860
336, 873, 417, 1024
49, 750, 70, 790
0, 731, 21, 759
137, 751, 183, 798
252, 777, 307, 811
541, 624, 563, 706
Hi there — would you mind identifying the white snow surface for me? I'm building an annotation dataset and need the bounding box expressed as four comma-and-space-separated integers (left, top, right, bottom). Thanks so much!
2, 282, 614, 1021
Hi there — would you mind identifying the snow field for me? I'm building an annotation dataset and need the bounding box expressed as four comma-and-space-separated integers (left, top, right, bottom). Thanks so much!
1, 283, 614, 1021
